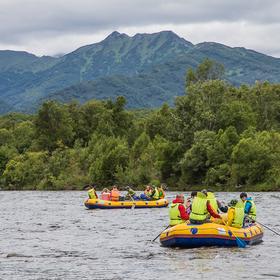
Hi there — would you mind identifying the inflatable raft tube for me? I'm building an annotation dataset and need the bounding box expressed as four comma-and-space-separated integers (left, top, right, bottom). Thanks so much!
160, 222, 263, 248
85, 198, 169, 209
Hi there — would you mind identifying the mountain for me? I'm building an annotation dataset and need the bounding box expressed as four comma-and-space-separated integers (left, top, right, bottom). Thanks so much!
0, 31, 280, 113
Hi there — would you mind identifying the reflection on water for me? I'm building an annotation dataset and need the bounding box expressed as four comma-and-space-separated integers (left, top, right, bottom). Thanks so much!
0, 191, 279, 280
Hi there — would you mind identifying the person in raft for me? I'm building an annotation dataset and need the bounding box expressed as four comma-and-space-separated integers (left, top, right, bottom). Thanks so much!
186, 191, 197, 215
139, 185, 153, 200
226, 199, 245, 228
169, 194, 189, 226
125, 186, 140, 200
110, 185, 120, 201
101, 188, 111, 200
151, 184, 166, 200
86, 184, 98, 199
240, 192, 257, 221
189, 190, 221, 224
205, 190, 228, 214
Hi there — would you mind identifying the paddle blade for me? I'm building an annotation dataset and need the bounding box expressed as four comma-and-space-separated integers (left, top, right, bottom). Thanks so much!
236, 237, 246, 248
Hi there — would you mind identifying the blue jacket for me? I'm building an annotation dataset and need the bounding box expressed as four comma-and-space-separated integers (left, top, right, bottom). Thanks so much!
244, 198, 253, 214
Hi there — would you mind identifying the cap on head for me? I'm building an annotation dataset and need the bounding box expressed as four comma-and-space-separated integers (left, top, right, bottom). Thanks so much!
176, 194, 185, 203
228, 199, 238, 207
240, 192, 247, 199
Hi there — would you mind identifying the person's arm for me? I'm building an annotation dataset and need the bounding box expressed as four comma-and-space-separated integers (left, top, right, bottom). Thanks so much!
178, 204, 189, 220
207, 201, 221, 218
244, 201, 252, 214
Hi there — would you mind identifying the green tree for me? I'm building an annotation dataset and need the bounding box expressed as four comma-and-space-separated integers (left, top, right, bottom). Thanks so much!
3, 152, 48, 190
87, 134, 129, 185
35, 101, 74, 151
186, 58, 225, 86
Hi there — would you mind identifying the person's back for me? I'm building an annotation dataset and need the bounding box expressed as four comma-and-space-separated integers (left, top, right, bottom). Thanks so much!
88, 188, 98, 199
190, 191, 221, 224
207, 192, 218, 212
190, 192, 208, 224
169, 194, 189, 226
110, 187, 120, 201
227, 199, 245, 228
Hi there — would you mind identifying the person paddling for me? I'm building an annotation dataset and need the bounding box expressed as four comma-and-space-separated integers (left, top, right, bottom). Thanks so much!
86, 184, 98, 199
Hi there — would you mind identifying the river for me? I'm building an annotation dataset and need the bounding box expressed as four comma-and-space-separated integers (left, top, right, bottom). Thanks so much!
0, 191, 279, 280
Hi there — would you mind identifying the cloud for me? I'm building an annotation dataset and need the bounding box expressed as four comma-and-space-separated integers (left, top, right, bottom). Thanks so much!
0, 0, 279, 57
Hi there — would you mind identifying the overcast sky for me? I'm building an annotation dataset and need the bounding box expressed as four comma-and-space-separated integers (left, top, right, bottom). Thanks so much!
1, 0, 279, 57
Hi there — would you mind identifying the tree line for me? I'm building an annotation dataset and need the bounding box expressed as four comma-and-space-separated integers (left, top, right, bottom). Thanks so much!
1, 59, 280, 191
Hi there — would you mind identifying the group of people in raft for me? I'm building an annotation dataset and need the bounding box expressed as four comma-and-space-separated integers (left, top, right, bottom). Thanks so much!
87, 184, 165, 201
169, 190, 257, 228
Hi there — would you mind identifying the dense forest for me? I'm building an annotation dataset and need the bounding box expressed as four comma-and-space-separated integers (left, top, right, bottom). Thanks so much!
1, 59, 280, 191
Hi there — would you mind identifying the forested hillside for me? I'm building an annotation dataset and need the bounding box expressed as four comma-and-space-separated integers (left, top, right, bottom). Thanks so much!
1, 60, 280, 191
1, 31, 280, 113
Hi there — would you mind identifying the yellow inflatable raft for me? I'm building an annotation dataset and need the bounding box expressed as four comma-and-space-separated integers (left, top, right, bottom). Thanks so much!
160, 222, 263, 248
85, 198, 169, 209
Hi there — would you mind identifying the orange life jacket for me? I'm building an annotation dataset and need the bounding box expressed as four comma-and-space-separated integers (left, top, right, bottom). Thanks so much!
110, 189, 120, 201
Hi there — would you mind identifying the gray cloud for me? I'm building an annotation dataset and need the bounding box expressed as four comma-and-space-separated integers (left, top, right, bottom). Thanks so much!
0, 0, 279, 56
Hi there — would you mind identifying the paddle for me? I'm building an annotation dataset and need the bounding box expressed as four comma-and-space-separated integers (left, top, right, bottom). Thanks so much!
247, 217, 280, 237
152, 225, 170, 242
222, 218, 247, 248
128, 194, 136, 209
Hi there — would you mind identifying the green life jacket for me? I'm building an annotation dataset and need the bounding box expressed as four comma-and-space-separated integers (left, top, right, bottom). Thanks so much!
158, 188, 165, 199
152, 188, 160, 200
246, 199, 257, 220
88, 188, 97, 199
207, 192, 218, 212
231, 200, 245, 228
169, 203, 184, 226
190, 192, 208, 221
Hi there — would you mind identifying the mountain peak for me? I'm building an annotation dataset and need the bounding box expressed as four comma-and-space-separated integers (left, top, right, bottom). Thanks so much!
104, 31, 129, 41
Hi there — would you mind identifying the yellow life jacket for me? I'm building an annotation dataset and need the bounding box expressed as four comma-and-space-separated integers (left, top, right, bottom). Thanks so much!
190, 192, 208, 221
231, 200, 245, 228
152, 188, 160, 200
236, 200, 245, 208
88, 188, 97, 199
207, 192, 218, 212
169, 203, 184, 226
246, 199, 257, 220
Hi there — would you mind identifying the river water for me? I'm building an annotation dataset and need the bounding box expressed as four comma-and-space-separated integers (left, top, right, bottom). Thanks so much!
0, 191, 279, 280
